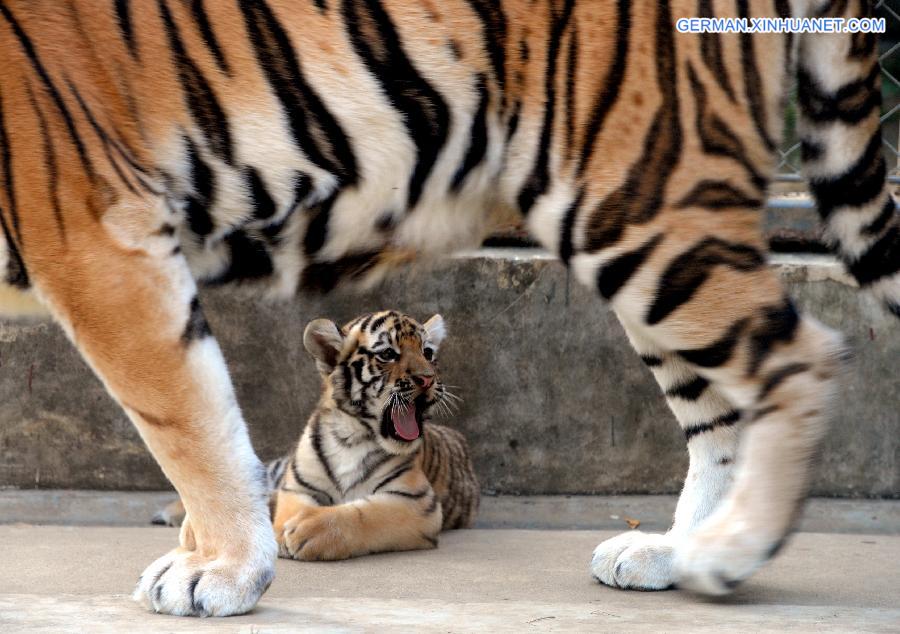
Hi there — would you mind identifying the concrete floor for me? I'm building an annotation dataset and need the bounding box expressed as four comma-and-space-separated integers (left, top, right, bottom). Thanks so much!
1, 525, 898, 632
4, 490, 900, 534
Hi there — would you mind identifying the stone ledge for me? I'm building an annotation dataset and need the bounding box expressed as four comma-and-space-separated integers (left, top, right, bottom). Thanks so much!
0, 250, 896, 495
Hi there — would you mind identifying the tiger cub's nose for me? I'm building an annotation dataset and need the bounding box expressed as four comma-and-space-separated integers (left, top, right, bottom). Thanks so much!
412, 374, 433, 389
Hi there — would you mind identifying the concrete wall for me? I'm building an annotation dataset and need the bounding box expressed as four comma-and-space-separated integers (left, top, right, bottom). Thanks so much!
0, 251, 897, 496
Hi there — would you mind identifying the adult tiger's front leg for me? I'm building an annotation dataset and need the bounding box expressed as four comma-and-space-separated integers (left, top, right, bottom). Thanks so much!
23, 194, 276, 616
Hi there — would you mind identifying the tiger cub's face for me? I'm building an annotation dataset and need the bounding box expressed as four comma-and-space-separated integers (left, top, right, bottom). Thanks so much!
303, 311, 447, 452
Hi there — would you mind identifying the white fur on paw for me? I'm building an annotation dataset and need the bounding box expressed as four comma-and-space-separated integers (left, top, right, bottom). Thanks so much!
674, 518, 779, 596
590, 531, 676, 591
133, 546, 275, 617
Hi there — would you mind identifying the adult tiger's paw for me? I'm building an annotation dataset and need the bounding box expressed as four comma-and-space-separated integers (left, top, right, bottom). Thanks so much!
277, 513, 355, 561
674, 511, 778, 596
590, 531, 676, 591
133, 541, 276, 617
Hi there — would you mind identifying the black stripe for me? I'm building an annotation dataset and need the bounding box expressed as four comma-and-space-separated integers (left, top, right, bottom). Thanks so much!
372, 460, 414, 493
451, 74, 489, 192
809, 133, 885, 221
239, 0, 358, 184
66, 80, 154, 193
759, 363, 810, 399
774, 0, 793, 74
862, 198, 896, 237
886, 301, 900, 320
846, 225, 900, 286
577, 0, 630, 176
369, 312, 390, 332
585, 1, 681, 252
506, 100, 521, 140
564, 25, 578, 159
289, 458, 335, 505
647, 238, 764, 325
421, 533, 438, 547
747, 299, 799, 375
517, 0, 575, 215
423, 492, 439, 516
737, 0, 775, 151
346, 450, 392, 489
302, 193, 338, 256
676, 180, 762, 211
245, 167, 277, 220
300, 251, 381, 293
311, 417, 342, 493
640, 354, 663, 367
0, 212, 28, 288
800, 138, 823, 163
213, 230, 274, 283
383, 488, 430, 499
66, 80, 141, 196
182, 295, 212, 343
558, 189, 585, 265
677, 318, 749, 368
798, 63, 880, 125
292, 171, 312, 207
665, 375, 709, 401
685, 410, 741, 441
464, 0, 507, 105
186, 0, 230, 74
0, 4, 96, 178
26, 84, 66, 240
0, 88, 20, 245
184, 138, 216, 236
597, 234, 663, 300
267, 456, 290, 488
115, 0, 139, 59
697, 0, 735, 101
343, 0, 449, 207
849, 30, 876, 60
687, 62, 766, 191
159, 0, 234, 165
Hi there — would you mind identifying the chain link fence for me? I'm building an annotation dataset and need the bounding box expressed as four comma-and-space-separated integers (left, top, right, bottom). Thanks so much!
776, 0, 900, 186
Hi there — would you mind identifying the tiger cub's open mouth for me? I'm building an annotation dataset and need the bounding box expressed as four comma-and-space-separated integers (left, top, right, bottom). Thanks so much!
381, 394, 429, 442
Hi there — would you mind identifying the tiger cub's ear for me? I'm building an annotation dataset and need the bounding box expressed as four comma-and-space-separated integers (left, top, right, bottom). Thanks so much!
423, 314, 446, 353
303, 319, 344, 374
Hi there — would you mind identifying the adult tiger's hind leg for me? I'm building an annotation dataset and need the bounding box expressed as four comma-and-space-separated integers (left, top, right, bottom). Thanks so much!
24, 194, 276, 616
584, 245, 843, 594
590, 326, 740, 590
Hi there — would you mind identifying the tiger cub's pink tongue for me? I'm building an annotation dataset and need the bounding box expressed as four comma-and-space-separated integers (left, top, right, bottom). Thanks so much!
391, 406, 420, 440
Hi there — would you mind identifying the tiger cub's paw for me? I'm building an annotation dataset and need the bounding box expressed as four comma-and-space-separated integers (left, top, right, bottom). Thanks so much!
590, 531, 676, 591
277, 513, 355, 561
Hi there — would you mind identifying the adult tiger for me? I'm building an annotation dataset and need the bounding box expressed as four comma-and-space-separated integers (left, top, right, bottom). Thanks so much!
0, 0, 897, 618
154, 311, 480, 561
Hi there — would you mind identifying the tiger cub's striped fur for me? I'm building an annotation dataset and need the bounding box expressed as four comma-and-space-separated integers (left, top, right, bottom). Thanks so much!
158, 311, 480, 559
273, 311, 479, 560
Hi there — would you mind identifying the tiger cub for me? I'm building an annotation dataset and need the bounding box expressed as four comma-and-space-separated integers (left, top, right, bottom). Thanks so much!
156, 310, 479, 561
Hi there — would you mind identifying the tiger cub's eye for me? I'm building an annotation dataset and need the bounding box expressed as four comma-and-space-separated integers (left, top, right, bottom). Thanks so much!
423, 347, 434, 361
377, 349, 398, 362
